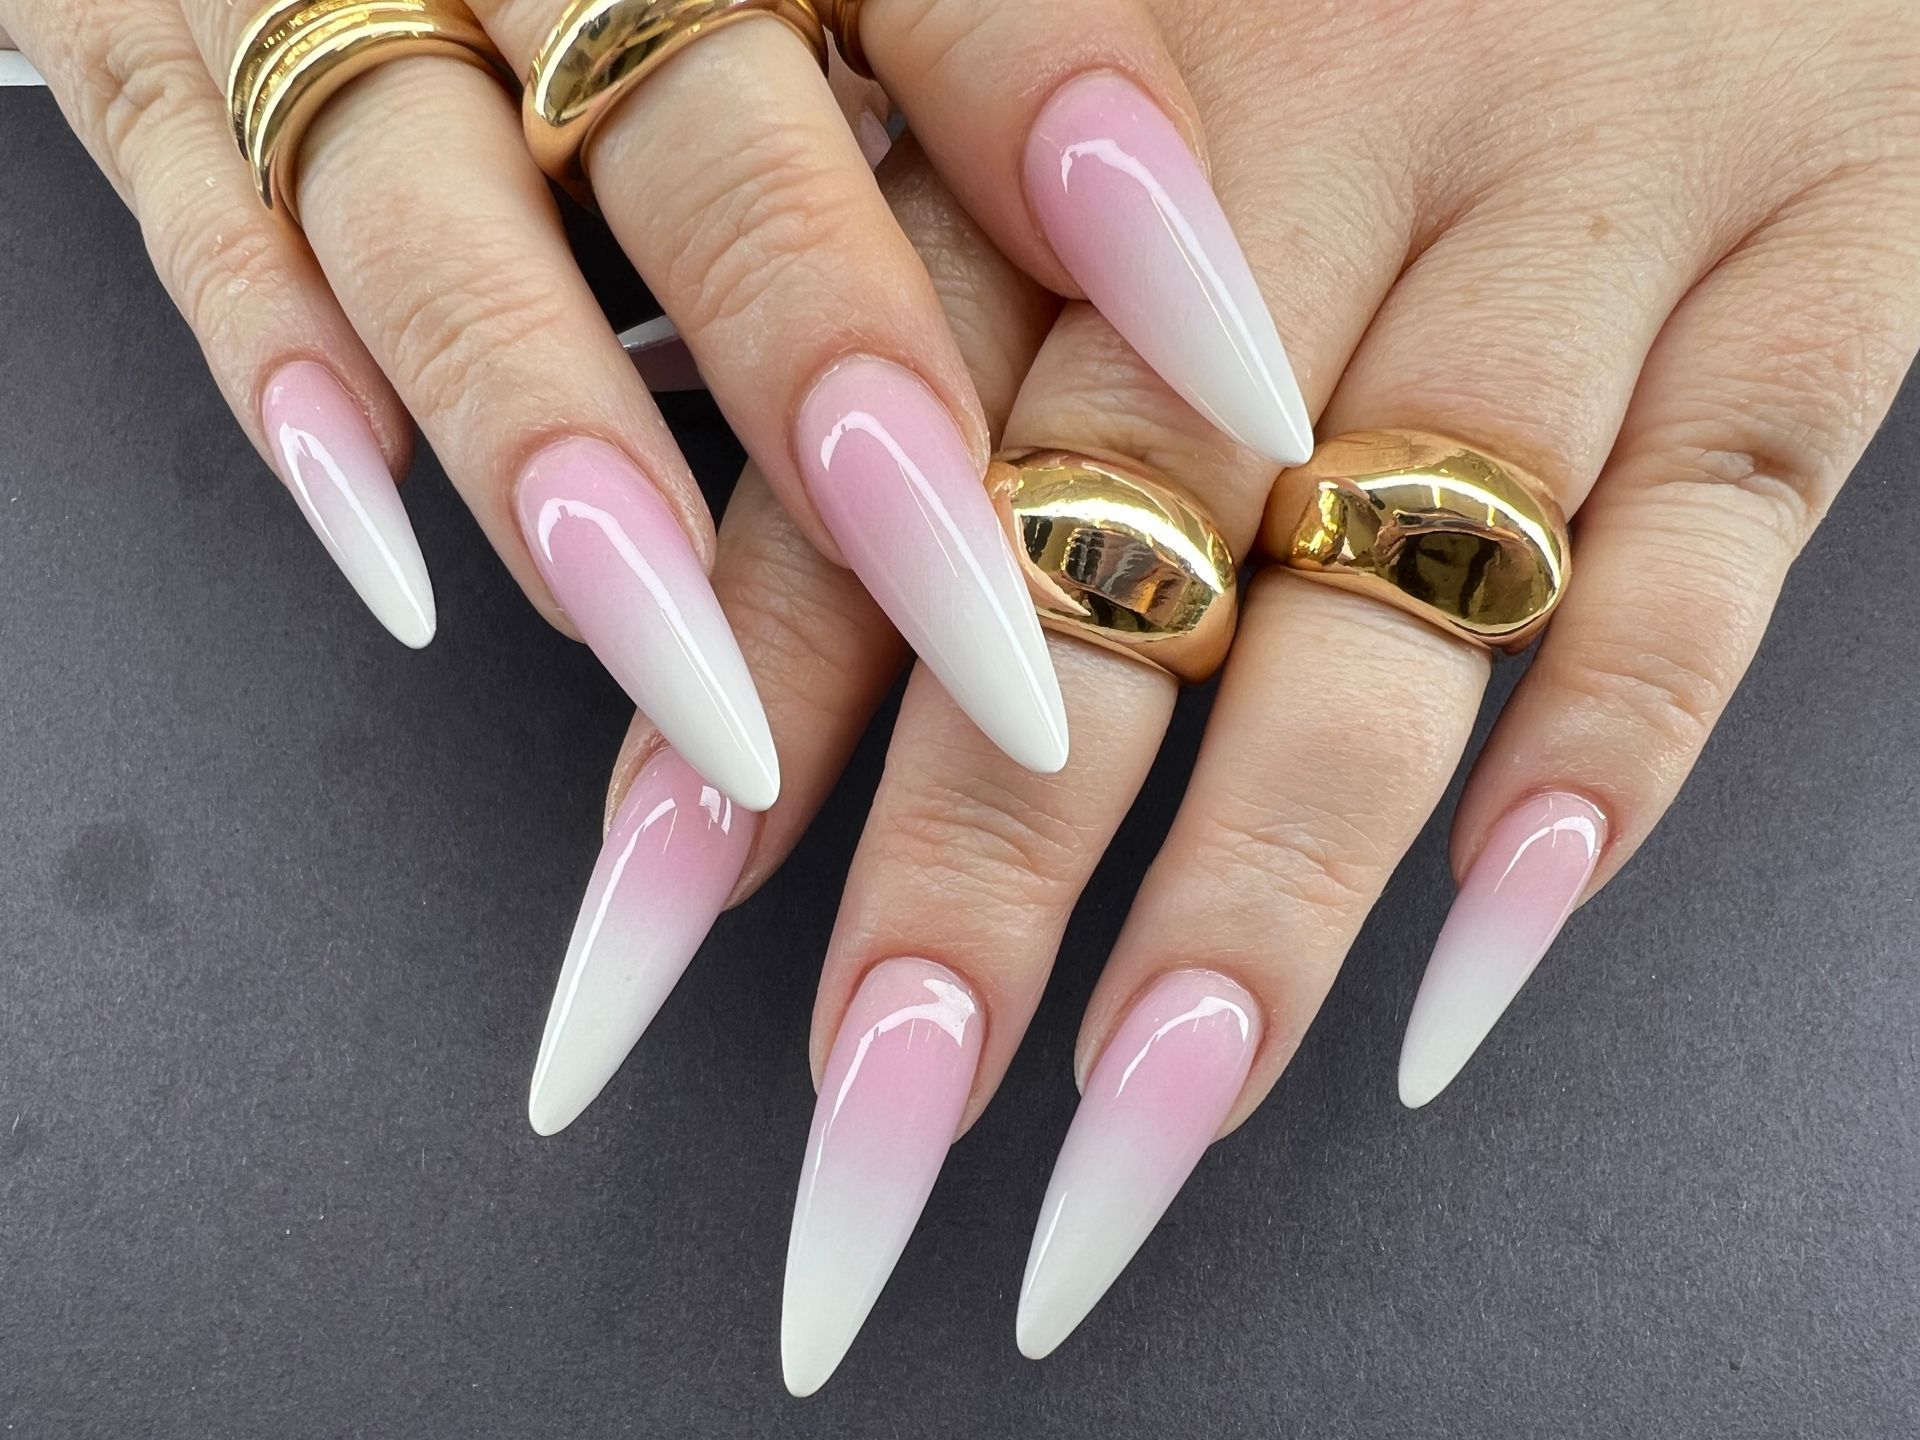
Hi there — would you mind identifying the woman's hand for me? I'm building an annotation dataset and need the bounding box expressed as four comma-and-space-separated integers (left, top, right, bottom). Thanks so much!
0, 0, 1330, 805
529, 0, 1920, 1388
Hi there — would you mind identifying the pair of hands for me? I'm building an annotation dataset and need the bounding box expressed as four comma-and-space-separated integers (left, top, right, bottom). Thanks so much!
11, 0, 1920, 1394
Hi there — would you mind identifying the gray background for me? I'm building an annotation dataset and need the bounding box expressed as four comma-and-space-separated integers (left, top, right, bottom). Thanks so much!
3, 89, 1916, 1438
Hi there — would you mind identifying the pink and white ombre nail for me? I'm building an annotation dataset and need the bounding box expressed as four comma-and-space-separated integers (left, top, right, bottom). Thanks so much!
262, 361, 434, 648
1398, 792, 1608, 1109
1024, 73, 1313, 465
516, 438, 779, 811
782, 958, 983, 1396
1017, 969, 1259, 1360
527, 748, 758, 1136
795, 357, 1069, 774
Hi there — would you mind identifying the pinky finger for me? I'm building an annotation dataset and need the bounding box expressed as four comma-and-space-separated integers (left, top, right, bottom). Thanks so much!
1400, 174, 1920, 1107
9, 0, 430, 644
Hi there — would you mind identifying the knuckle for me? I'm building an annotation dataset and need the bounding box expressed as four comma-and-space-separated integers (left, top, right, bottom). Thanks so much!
1543, 628, 1739, 756
1187, 790, 1392, 935
68, 12, 207, 188
373, 248, 570, 424
659, 130, 846, 338
881, 765, 1096, 906
155, 210, 288, 353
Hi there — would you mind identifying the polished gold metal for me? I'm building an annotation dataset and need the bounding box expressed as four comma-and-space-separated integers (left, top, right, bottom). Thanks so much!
523, 0, 829, 198
987, 448, 1239, 683
229, 0, 512, 220
1261, 430, 1571, 651
822, 0, 872, 77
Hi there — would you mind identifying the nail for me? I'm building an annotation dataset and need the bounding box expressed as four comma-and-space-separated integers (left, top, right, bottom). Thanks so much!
795, 357, 1068, 773
782, 958, 982, 1396
1024, 73, 1312, 465
516, 438, 780, 811
1397, 791, 1608, 1109
527, 748, 758, 1135
262, 361, 435, 647
1017, 969, 1259, 1360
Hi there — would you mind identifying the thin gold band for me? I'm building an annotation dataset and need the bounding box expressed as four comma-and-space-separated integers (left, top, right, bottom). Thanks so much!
1260, 430, 1572, 652
822, 0, 872, 77
229, 0, 513, 221
988, 449, 1240, 684
523, 0, 829, 200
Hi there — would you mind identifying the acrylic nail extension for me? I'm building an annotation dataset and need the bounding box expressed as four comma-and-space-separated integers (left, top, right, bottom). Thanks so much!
527, 748, 757, 1136
1024, 73, 1313, 465
782, 959, 983, 1396
1398, 792, 1608, 1109
262, 361, 435, 647
516, 438, 780, 810
795, 357, 1069, 773
1017, 969, 1259, 1360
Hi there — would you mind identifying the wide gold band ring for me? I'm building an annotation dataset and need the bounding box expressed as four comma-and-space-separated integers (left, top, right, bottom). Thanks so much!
229, 0, 513, 221
523, 0, 829, 199
822, 0, 872, 76
987, 449, 1239, 684
1259, 430, 1571, 652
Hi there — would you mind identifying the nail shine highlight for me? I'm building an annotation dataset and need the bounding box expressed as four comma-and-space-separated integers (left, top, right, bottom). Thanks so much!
528, 748, 757, 1136
262, 361, 435, 647
1024, 73, 1313, 465
1398, 791, 1607, 1108
516, 437, 779, 811
1017, 969, 1259, 1359
796, 357, 1068, 773
782, 958, 983, 1396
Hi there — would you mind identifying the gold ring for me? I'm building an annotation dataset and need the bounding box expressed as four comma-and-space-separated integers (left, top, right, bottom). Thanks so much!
1259, 430, 1571, 652
523, 0, 829, 199
229, 0, 513, 221
822, 0, 872, 77
987, 449, 1239, 684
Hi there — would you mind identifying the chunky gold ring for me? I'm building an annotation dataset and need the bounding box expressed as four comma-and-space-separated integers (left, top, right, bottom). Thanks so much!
229, 0, 513, 221
1259, 430, 1571, 652
523, 0, 829, 199
987, 449, 1239, 684
822, 0, 872, 77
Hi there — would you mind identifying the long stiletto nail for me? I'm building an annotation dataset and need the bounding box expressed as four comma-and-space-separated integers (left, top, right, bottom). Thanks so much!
1017, 969, 1259, 1360
516, 438, 779, 811
782, 958, 982, 1396
527, 748, 757, 1135
1398, 791, 1607, 1109
1024, 73, 1312, 464
795, 357, 1069, 773
262, 361, 435, 647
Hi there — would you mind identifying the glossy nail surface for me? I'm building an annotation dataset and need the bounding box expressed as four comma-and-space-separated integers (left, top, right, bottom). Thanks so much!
517, 438, 779, 810
528, 749, 757, 1135
1024, 73, 1312, 464
1017, 969, 1259, 1359
262, 361, 434, 647
796, 357, 1068, 773
1398, 791, 1607, 1109
783, 959, 982, 1396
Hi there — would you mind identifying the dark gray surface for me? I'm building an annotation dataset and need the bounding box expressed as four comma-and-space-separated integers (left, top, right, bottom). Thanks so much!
3, 89, 1917, 1439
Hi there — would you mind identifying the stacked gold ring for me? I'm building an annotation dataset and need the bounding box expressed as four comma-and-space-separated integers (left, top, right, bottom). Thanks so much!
1260, 430, 1571, 652
523, 0, 829, 200
230, 0, 513, 221
988, 449, 1239, 684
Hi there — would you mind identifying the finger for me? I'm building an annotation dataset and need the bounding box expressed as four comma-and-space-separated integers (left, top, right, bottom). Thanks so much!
850, 0, 1315, 462
180, 7, 787, 811
524, 139, 1059, 1136
777, 73, 1418, 1389
480, 5, 1070, 772
1019, 145, 1741, 1354
7, 0, 430, 644
1400, 172, 1920, 1106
